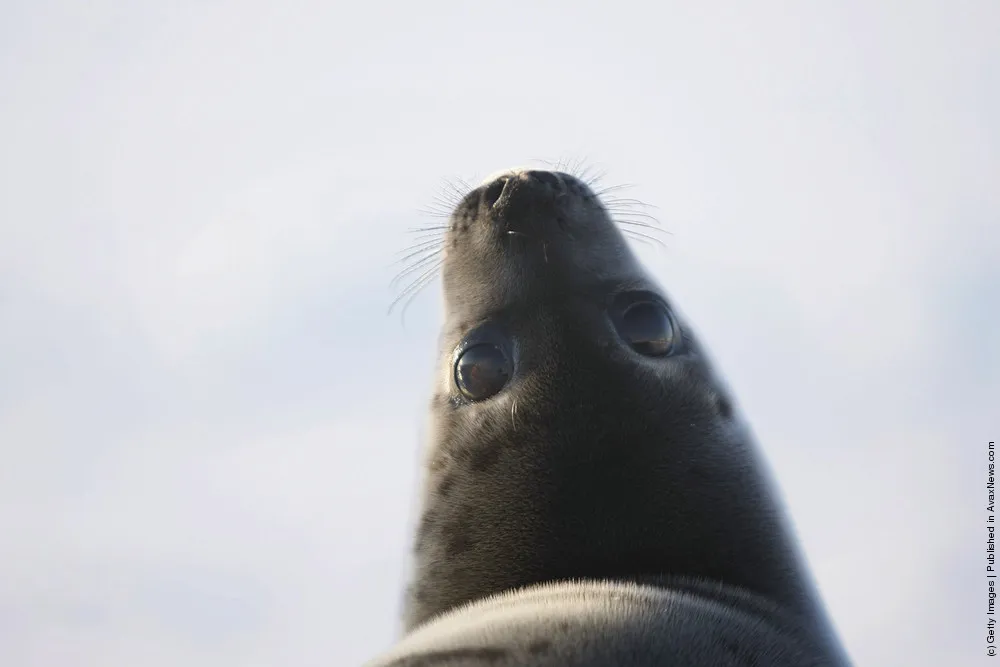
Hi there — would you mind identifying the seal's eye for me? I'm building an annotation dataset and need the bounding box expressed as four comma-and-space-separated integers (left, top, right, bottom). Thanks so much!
454, 343, 512, 401
614, 298, 677, 357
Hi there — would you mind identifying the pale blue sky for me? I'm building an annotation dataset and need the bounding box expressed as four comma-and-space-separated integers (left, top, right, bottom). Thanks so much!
1, 1, 995, 665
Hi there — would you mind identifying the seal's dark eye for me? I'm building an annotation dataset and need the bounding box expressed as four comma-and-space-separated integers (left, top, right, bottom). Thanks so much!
454, 343, 512, 401
616, 300, 676, 356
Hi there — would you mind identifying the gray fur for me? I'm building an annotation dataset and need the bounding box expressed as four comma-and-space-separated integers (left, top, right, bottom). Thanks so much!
366, 169, 852, 666
372, 580, 838, 666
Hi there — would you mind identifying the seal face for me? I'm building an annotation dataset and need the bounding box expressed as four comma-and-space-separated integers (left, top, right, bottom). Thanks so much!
370, 168, 851, 666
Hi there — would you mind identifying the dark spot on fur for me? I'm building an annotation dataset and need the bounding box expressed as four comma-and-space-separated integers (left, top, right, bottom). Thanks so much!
437, 472, 456, 497
468, 440, 501, 472
528, 640, 552, 655
716, 394, 733, 419
720, 637, 759, 665
444, 522, 474, 555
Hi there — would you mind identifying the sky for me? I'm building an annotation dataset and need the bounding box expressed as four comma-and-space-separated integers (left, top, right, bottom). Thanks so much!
0, 1, 996, 665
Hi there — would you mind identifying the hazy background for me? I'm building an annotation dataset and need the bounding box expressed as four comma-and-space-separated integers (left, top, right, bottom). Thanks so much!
1, 1, 995, 665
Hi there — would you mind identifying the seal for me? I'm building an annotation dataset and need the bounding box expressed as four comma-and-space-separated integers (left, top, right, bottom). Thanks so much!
367, 168, 852, 666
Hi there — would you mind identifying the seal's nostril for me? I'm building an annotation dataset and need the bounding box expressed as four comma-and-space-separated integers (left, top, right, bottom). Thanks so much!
525, 170, 562, 190
481, 176, 508, 209
476, 170, 568, 220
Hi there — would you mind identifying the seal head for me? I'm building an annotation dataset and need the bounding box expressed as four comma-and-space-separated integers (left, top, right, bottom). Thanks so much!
412, 169, 814, 621
373, 168, 851, 666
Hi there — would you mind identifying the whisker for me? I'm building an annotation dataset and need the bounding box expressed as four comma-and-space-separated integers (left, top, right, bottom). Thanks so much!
402, 227, 446, 240
409, 224, 448, 236
395, 236, 445, 255
417, 207, 452, 219
593, 183, 634, 197
624, 232, 657, 249
615, 220, 672, 239
431, 191, 460, 208
533, 157, 564, 172
392, 243, 443, 269
392, 257, 443, 303
386, 176, 471, 318
615, 216, 666, 229
602, 197, 658, 210
605, 208, 662, 225
421, 201, 455, 219
390, 251, 444, 289
389, 260, 444, 319
441, 179, 469, 206
407, 224, 449, 234
402, 231, 447, 247
622, 228, 668, 249
577, 164, 606, 189
566, 157, 582, 172
418, 177, 472, 224
536, 156, 605, 188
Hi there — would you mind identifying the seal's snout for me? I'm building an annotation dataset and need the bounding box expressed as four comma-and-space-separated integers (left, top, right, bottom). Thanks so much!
444, 165, 642, 299
481, 169, 567, 216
